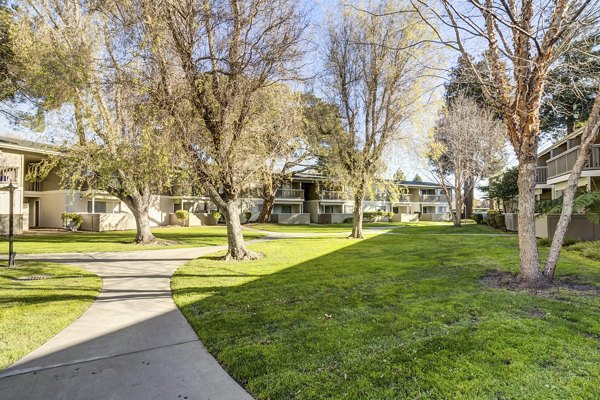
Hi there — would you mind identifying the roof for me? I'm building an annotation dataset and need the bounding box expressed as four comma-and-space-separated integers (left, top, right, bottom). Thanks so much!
397, 180, 444, 188
538, 125, 585, 157
0, 135, 59, 155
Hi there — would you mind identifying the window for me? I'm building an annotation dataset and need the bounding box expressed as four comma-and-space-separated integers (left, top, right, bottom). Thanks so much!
87, 201, 107, 213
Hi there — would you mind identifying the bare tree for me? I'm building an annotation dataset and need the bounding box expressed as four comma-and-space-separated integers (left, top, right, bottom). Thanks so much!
14, 0, 182, 244
428, 94, 506, 227
426, 0, 600, 287
322, 0, 432, 238
151, 0, 308, 259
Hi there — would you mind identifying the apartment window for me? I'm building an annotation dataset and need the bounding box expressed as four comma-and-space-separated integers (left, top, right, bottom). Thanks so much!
87, 201, 107, 213
274, 205, 292, 214
324, 205, 336, 214
437, 206, 447, 213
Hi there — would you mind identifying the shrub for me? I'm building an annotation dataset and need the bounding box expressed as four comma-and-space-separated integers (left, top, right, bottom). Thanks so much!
494, 214, 506, 230
210, 210, 222, 224
472, 213, 484, 224
363, 211, 394, 222
538, 237, 551, 247
487, 211, 499, 228
343, 217, 353, 223
244, 210, 252, 223
61, 212, 83, 231
562, 237, 582, 246
175, 209, 189, 223
568, 241, 600, 261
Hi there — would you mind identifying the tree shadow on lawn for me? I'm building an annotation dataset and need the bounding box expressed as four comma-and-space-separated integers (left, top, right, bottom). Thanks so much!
173, 231, 600, 399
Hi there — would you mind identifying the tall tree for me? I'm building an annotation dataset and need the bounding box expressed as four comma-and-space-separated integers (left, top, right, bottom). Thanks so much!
413, 174, 422, 182
151, 0, 307, 259
393, 168, 407, 181
14, 0, 181, 243
431, 0, 600, 287
254, 86, 310, 223
428, 94, 506, 227
540, 34, 600, 138
0, 0, 18, 119
322, 0, 432, 239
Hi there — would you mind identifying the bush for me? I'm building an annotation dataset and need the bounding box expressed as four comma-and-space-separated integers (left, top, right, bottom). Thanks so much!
538, 237, 551, 247
494, 214, 506, 230
487, 211, 499, 228
244, 211, 252, 223
210, 210, 222, 224
538, 236, 582, 248
568, 241, 600, 261
363, 211, 394, 222
175, 209, 189, 223
343, 217, 353, 224
563, 237, 582, 246
61, 212, 83, 231
472, 213, 484, 224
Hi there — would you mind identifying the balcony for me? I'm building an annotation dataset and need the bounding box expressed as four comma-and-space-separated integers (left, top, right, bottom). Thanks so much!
547, 144, 600, 179
26, 181, 42, 191
275, 189, 304, 199
421, 194, 448, 203
0, 167, 18, 185
395, 194, 413, 203
535, 166, 548, 184
321, 191, 353, 201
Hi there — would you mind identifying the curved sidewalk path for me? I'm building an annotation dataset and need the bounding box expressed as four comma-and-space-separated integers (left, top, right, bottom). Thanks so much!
0, 245, 255, 400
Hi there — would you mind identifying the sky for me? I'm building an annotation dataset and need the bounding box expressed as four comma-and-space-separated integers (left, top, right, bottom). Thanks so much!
0, 0, 515, 195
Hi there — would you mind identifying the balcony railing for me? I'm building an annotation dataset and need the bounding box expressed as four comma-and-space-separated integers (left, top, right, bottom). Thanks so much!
275, 189, 304, 199
0, 167, 18, 185
420, 194, 448, 202
321, 191, 353, 201
547, 144, 600, 179
395, 194, 413, 202
535, 166, 548, 184
26, 181, 42, 191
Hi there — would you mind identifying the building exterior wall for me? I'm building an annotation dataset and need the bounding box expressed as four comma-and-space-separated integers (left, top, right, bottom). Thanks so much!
270, 213, 310, 224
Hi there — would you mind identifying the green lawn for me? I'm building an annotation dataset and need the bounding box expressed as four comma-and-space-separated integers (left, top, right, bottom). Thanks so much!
173, 227, 600, 399
0, 262, 101, 369
0, 226, 264, 254
248, 221, 451, 234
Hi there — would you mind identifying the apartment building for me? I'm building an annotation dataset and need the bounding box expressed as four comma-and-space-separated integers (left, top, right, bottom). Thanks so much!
0, 136, 453, 232
534, 126, 600, 239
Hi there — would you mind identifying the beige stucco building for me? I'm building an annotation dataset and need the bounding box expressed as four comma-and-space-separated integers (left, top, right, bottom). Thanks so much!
0, 136, 452, 233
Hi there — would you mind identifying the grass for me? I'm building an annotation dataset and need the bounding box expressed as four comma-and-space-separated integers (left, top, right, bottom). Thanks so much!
0, 226, 264, 254
565, 241, 600, 262
0, 262, 101, 369
248, 221, 479, 234
173, 226, 600, 399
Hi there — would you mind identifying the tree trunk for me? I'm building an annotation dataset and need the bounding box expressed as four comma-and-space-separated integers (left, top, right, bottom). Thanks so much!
515, 161, 547, 287
349, 188, 365, 239
223, 199, 262, 260
131, 205, 156, 244
122, 193, 157, 244
256, 190, 276, 223
453, 197, 462, 227
464, 181, 474, 219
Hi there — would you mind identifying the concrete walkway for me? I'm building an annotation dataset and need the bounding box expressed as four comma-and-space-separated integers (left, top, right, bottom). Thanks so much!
0, 246, 254, 400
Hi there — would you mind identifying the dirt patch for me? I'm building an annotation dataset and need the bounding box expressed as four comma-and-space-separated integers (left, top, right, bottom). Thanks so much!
527, 309, 546, 318
481, 270, 600, 297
